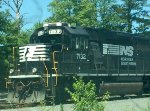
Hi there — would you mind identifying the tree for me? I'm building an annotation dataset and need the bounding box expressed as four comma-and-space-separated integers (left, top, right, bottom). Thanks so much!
3, 0, 24, 32
3, 0, 23, 19
47, 0, 127, 30
1, 0, 29, 46
96, 0, 127, 31
0, 1, 10, 88
0, 11, 10, 38
47, 0, 73, 24
31, 22, 43, 31
73, 0, 97, 26
0, 1, 10, 38
47, 0, 150, 33
116, 0, 150, 33
47, 0, 97, 27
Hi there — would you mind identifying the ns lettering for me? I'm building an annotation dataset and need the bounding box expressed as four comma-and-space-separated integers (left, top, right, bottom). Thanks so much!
120, 46, 134, 57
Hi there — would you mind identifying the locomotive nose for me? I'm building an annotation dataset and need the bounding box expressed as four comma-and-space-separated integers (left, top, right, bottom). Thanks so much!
7, 78, 46, 104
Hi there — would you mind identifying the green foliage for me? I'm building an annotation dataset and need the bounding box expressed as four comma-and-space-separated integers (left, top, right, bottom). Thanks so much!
48, 0, 150, 34
0, 11, 11, 36
73, 0, 97, 26
47, 0, 97, 27
116, 0, 150, 33
47, 0, 73, 24
66, 77, 109, 111
33, 22, 43, 29
29, 22, 43, 34
96, 0, 126, 31
47, 0, 128, 30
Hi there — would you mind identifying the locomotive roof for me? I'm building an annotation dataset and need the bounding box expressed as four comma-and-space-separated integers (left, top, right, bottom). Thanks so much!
64, 26, 89, 36
31, 25, 150, 41
31, 26, 89, 38
85, 27, 150, 41
103, 29, 150, 40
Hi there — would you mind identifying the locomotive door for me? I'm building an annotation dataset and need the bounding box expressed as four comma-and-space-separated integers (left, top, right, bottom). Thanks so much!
90, 42, 102, 70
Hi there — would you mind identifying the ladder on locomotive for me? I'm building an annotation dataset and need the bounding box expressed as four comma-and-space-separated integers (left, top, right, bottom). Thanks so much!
52, 51, 59, 86
91, 42, 102, 72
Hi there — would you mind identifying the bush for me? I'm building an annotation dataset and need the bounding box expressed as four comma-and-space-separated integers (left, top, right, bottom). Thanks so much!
66, 77, 109, 111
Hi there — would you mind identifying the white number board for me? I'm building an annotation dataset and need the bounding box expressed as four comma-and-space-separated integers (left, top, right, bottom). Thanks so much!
49, 29, 62, 35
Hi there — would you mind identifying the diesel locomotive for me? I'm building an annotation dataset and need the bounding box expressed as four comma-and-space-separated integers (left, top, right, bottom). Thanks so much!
6, 22, 150, 103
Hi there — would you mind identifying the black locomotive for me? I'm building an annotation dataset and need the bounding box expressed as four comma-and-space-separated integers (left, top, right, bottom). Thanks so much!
6, 22, 150, 103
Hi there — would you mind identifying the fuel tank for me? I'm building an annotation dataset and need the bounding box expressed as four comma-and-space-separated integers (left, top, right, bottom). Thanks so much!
99, 82, 143, 95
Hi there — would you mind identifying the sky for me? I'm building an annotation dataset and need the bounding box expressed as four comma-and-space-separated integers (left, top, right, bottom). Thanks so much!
21, 0, 51, 29
2, 0, 52, 30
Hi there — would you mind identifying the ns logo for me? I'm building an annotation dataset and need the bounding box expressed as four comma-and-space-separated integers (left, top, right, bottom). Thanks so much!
103, 44, 134, 57
120, 46, 134, 57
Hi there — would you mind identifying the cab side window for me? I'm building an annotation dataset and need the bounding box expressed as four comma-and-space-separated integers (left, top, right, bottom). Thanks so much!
76, 37, 80, 49
84, 39, 88, 49
75, 37, 88, 50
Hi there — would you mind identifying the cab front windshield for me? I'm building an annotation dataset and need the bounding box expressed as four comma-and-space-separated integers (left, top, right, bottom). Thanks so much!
35, 28, 62, 44
37, 34, 61, 45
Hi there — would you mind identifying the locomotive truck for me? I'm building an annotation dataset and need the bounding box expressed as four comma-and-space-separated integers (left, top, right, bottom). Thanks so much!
6, 22, 150, 103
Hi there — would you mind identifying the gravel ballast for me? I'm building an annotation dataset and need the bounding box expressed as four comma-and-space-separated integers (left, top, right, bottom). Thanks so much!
1, 97, 150, 111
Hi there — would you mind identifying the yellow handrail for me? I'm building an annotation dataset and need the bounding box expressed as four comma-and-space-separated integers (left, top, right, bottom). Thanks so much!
52, 51, 59, 86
